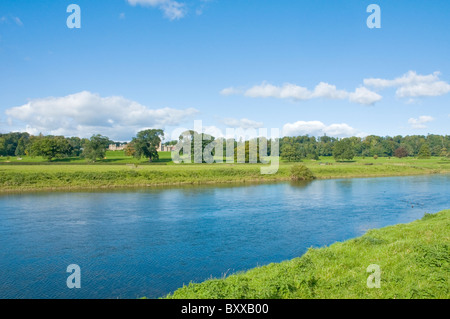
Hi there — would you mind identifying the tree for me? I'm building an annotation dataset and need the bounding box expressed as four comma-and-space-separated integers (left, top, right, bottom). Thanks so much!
67, 136, 88, 157
0, 132, 30, 156
14, 135, 30, 156
30, 136, 72, 161
132, 129, 164, 162
83, 134, 111, 162
124, 142, 136, 157
176, 130, 215, 163
234, 140, 261, 163
333, 138, 355, 161
281, 144, 301, 162
417, 144, 431, 159
394, 147, 408, 158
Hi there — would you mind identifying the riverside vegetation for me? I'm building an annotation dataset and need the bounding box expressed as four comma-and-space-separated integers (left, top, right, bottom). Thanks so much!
1, 131, 449, 192
0, 151, 449, 192
164, 209, 450, 299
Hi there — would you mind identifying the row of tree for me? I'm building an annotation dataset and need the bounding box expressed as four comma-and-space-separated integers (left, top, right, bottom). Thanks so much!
0, 131, 449, 162
0, 130, 165, 162
280, 134, 450, 161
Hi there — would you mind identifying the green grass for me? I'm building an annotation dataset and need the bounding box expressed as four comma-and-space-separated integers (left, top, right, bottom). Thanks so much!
0, 151, 173, 164
163, 210, 449, 299
0, 155, 448, 192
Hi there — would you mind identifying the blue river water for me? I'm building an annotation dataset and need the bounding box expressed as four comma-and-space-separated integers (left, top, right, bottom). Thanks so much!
0, 175, 448, 298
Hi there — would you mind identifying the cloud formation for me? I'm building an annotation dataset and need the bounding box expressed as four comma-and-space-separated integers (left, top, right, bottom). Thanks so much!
282, 121, 362, 137
127, 0, 186, 20
220, 87, 244, 96
5, 91, 198, 140
408, 115, 434, 129
222, 118, 264, 129
364, 71, 450, 98
222, 82, 382, 105
221, 71, 450, 106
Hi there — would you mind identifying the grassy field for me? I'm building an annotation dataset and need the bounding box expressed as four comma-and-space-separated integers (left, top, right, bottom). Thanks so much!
0, 150, 173, 164
0, 152, 449, 192
163, 209, 450, 299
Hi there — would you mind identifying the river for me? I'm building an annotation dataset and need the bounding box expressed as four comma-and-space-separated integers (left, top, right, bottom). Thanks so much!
0, 175, 448, 298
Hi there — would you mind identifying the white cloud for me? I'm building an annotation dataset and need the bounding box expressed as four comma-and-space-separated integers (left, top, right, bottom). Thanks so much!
364, 71, 450, 98
226, 81, 381, 105
222, 118, 264, 129
348, 87, 382, 105
282, 121, 361, 137
408, 115, 434, 129
5, 91, 198, 140
127, 0, 186, 20
223, 71, 450, 105
396, 81, 450, 98
311, 82, 348, 99
220, 87, 243, 96
244, 83, 311, 100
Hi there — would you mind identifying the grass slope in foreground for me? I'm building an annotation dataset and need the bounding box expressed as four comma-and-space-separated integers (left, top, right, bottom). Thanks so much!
164, 210, 449, 299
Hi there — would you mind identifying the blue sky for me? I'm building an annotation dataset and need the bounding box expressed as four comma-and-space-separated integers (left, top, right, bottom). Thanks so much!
0, 0, 449, 141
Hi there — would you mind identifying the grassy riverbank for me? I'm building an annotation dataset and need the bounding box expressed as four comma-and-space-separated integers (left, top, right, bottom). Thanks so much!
164, 209, 449, 299
0, 155, 449, 192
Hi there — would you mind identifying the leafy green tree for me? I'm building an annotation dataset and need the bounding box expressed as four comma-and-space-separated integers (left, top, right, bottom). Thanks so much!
0, 132, 30, 156
417, 144, 431, 159
83, 134, 111, 162
281, 144, 299, 162
67, 136, 88, 157
132, 129, 164, 162
177, 130, 215, 163
0, 136, 6, 156
30, 136, 72, 161
306, 151, 319, 160
234, 140, 261, 163
14, 136, 30, 156
333, 138, 355, 161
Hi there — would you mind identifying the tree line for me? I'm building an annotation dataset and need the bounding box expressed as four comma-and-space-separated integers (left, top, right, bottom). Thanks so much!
280, 134, 450, 161
0, 131, 449, 162
0, 130, 164, 162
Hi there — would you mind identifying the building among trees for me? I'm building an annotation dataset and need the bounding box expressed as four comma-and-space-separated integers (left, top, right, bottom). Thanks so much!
108, 143, 127, 151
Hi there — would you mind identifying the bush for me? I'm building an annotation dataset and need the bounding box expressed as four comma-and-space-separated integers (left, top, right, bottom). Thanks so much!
373, 155, 378, 160
290, 164, 316, 181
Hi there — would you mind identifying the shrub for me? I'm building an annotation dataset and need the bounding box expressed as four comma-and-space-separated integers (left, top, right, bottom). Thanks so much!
373, 155, 378, 160
290, 164, 316, 181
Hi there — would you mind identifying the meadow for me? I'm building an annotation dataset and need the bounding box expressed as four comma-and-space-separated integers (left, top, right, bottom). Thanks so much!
0, 151, 449, 192
164, 209, 450, 299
